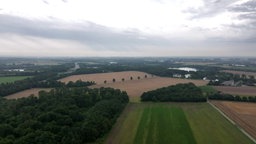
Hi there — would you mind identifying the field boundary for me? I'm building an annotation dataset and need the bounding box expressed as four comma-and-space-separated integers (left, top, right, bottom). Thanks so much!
208, 101, 256, 143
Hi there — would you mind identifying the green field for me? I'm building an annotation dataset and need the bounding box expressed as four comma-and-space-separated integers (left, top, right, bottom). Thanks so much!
134, 105, 196, 144
0, 76, 31, 84
199, 85, 217, 96
105, 103, 254, 144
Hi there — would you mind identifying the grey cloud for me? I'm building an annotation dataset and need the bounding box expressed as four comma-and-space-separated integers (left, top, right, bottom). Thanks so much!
229, 0, 256, 12
1, 14, 256, 57
0, 14, 177, 51
184, 0, 236, 19
228, 0, 256, 21
42, 0, 49, 5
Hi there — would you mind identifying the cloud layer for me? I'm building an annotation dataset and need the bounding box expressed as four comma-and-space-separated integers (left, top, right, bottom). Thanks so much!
0, 0, 255, 57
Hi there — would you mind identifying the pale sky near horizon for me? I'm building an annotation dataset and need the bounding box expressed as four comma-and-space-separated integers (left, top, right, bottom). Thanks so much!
0, 0, 255, 57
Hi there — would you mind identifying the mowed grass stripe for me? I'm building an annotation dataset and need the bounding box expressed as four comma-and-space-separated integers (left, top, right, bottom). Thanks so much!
133, 105, 196, 144
105, 103, 254, 144
182, 103, 255, 144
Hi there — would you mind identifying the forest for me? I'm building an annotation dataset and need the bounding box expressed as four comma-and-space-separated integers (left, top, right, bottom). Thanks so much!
0, 87, 129, 144
141, 83, 206, 102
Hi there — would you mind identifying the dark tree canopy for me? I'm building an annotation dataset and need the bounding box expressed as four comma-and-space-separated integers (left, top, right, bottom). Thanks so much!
208, 92, 256, 102
0, 87, 129, 144
141, 83, 206, 102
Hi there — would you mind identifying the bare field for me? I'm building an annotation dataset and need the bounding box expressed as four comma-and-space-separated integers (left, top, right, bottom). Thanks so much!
210, 101, 256, 140
5, 88, 52, 99
222, 70, 256, 78
90, 76, 207, 102
214, 86, 256, 96
4, 71, 207, 101
59, 71, 153, 84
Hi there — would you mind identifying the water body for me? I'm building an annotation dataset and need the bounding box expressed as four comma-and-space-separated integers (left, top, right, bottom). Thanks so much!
168, 67, 197, 72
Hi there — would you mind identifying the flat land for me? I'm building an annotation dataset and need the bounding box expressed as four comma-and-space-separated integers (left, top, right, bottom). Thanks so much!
91, 77, 207, 102
177, 62, 217, 66
0, 76, 31, 84
3, 71, 207, 101
59, 71, 207, 102
210, 101, 256, 140
214, 86, 256, 96
59, 71, 152, 84
105, 103, 254, 144
4, 88, 52, 99
222, 70, 256, 78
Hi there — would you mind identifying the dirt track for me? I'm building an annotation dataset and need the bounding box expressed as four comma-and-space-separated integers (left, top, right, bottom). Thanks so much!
210, 101, 256, 140
5, 88, 52, 99
214, 86, 256, 96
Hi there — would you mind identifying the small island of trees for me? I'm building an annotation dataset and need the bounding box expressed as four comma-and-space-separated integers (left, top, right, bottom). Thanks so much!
141, 83, 206, 102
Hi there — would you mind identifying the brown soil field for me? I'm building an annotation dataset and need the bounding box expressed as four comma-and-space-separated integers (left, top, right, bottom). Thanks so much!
4, 71, 207, 101
59, 71, 153, 84
90, 76, 207, 102
214, 86, 256, 96
210, 101, 256, 140
5, 88, 52, 99
222, 70, 256, 78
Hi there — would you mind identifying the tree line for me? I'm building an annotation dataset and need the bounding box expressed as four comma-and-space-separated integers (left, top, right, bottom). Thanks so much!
0, 87, 129, 144
0, 63, 92, 97
208, 92, 256, 102
141, 83, 206, 102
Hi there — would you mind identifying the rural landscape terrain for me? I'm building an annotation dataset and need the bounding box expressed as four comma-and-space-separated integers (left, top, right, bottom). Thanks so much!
0, 57, 256, 144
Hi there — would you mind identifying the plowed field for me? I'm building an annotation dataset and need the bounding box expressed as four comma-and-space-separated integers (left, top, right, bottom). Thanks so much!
210, 101, 256, 140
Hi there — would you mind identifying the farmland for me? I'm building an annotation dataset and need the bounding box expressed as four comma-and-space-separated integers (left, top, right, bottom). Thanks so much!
91, 77, 207, 102
0, 76, 31, 84
210, 101, 256, 141
1, 57, 256, 144
222, 70, 256, 78
105, 103, 254, 144
5, 88, 52, 99
5, 71, 207, 102
59, 71, 207, 102
59, 71, 152, 84
214, 86, 256, 96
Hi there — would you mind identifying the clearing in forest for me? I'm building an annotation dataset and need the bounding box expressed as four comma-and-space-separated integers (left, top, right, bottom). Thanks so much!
0, 76, 31, 84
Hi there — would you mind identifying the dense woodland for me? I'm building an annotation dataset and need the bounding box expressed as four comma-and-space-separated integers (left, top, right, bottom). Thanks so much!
0, 87, 129, 144
141, 83, 206, 102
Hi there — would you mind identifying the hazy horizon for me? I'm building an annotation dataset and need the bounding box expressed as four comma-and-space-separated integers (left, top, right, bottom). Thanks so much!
0, 0, 256, 57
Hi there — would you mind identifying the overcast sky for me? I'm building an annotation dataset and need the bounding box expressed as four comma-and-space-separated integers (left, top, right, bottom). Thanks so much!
0, 0, 255, 57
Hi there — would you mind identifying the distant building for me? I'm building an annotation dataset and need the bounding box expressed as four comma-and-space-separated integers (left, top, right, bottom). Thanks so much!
173, 74, 182, 78
221, 80, 235, 86
221, 80, 242, 87
185, 74, 191, 79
